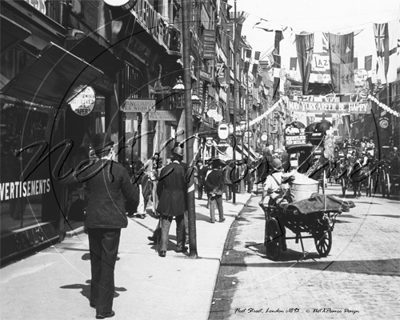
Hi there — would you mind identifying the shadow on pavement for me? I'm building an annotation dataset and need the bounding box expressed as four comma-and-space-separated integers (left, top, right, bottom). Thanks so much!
60, 280, 127, 302
340, 214, 360, 219
367, 214, 400, 219
80, 253, 120, 261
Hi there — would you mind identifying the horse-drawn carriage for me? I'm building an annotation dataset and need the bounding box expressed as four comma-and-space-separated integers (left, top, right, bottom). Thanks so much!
260, 183, 355, 260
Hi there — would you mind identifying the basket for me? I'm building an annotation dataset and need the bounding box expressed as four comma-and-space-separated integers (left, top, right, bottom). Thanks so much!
289, 180, 319, 202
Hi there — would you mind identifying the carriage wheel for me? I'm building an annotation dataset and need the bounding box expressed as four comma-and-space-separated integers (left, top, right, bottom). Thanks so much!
314, 229, 332, 257
265, 219, 281, 260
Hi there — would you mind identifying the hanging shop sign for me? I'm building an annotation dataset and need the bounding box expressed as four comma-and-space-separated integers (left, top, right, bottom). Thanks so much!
124, 37, 153, 67
69, 86, 96, 116
288, 100, 369, 114
379, 117, 389, 129
218, 123, 229, 140
103, 0, 137, 10
148, 110, 176, 121
261, 131, 268, 141
207, 108, 217, 117
200, 70, 211, 82
120, 99, 155, 112
203, 29, 216, 60
24, 0, 46, 14
244, 130, 253, 138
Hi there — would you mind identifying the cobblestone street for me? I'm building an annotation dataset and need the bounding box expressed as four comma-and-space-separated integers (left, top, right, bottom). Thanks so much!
210, 185, 400, 319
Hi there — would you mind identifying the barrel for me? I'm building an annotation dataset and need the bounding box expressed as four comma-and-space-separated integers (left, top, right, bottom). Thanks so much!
289, 180, 319, 202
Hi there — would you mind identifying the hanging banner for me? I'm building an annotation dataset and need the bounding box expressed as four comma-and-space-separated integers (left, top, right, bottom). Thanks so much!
295, 33, 314, 94
288, 100, 369, 114
328, 32, 355, 94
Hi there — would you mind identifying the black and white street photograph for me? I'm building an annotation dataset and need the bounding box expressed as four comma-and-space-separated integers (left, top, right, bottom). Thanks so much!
1, 0, 399, 319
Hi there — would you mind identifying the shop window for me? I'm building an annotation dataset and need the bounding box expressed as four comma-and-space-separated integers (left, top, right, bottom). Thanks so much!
0, 101, 60, 234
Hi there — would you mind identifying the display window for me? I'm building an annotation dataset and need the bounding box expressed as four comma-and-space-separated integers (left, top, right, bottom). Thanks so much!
0, 100, 61, 235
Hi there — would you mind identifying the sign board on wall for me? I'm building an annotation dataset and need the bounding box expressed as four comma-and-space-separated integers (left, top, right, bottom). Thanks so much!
120, 99, 155, 112
124, 37, 153, 66
149, 110, 176, 121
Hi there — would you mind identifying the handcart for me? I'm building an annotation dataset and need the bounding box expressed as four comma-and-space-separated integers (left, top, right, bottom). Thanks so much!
260, 193, 355, 260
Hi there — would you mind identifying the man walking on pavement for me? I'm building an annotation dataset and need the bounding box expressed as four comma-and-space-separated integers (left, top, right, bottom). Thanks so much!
156, 146, 188, 257
205, 158, 226, 223
69, 133, 139, 319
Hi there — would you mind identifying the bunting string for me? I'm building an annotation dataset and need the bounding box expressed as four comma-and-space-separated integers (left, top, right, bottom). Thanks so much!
367, 94, 399, 117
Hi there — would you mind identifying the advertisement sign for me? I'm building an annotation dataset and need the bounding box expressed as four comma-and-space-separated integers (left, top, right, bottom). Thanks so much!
69, 86, 96, 116
148, 110, 176, 121
284, 123, 306, 145
120, 99, 155, 112
285, 135, 307, 145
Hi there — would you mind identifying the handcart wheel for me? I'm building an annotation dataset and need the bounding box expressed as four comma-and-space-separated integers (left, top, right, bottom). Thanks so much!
265, 219, 281, 260
314, 229, 332, 257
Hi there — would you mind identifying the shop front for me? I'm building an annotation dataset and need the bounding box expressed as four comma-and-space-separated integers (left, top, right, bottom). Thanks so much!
0, 41, 104, 262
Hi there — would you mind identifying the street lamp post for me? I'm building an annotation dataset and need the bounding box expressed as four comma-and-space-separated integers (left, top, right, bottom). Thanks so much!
181, 0, 198, 258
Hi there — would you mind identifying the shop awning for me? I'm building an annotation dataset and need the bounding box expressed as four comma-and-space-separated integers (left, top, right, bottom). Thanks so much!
1, 14, 32, 54
1, 42, 104, 107
66, 37, 124, 78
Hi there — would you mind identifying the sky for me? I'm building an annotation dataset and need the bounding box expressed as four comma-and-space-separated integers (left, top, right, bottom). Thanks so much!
232, 0, 400, 60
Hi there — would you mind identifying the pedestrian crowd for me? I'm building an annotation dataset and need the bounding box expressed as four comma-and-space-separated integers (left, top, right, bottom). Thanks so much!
66, 132, 384, 319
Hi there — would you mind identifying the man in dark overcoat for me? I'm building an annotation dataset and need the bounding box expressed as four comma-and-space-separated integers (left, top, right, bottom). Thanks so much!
204, 158, 226, 223
69, 133, 139, 319
156, 147, 188, 257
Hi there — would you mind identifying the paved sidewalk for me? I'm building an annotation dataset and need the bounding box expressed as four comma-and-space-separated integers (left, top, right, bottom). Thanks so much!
0, 193, 252, 320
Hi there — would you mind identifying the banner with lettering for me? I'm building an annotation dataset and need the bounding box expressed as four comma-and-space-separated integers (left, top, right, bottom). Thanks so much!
288, 100, 369, 114
328, 32, 355, 94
